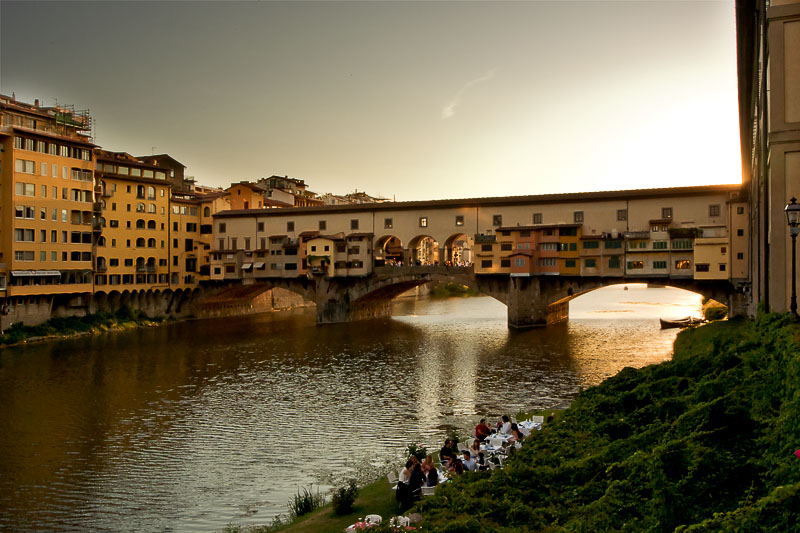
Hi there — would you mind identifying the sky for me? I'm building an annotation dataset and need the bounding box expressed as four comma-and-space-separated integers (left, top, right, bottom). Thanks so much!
0, 1, 742, 201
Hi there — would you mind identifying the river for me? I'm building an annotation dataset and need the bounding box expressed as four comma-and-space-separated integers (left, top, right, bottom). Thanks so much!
0, 284, 701, 531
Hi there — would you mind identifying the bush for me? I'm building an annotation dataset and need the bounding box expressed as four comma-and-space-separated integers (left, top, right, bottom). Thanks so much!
287, 485, 326, 518
406, 442, 428, 461
330, 479, 359, 515
704, 304, 728, 321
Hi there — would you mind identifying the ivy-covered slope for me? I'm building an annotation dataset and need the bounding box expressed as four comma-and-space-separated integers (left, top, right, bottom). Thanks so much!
416, 314, 800, 532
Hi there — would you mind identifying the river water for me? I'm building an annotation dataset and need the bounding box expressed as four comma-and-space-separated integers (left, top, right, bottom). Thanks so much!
0, 285, 701, 531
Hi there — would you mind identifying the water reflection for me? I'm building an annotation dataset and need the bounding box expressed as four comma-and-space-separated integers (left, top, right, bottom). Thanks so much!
0, 287, 701, 531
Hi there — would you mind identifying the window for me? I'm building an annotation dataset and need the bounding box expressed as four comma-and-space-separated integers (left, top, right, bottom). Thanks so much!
14, 228, 35, 242
608, 256, 620, 269
533, 213, 542, 224
653, 241, 668, 249
493, 215, 502, 226
15, 206, 35, 219
481, 244, 493, 252
719, 264, 727, 271
653, 261, 667, 269
319, 220, 327, 231
604, 240, 622, 249
15, 159, 35, 174
14, 250, 35, 261
481, 260, 492, 268
40, 162, 47, 176
419, 217, 427, 228
627, 261, 644, 269
695, 263, 710, 272
455, 215, 464, 226
565, 259, 576, 268
204, 206, 211, 217
617, 209, 627, 221
709, 204, 720, 217
573, 211, 583, 223
244, 238, 250, 250
186, 223, 197, 232
672, 239, 693, 250
219, 223, 226, 233
384, 218, 393, 229
737, 252, 744, 260
585, 258, 597, 268
351, 219, 359, 230
569, 242, 577, 251
737, 229, 744, 236
15, 182, 35, 196
500, 243, 513, 251
737, 206, 745, 215
287, 221, 295, 232
662, 207, 673, 219
500, 259, 511, 268
582, 240, 599, 249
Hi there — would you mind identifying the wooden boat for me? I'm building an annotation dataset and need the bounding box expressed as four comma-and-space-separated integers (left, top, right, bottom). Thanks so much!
659, 316, 705, 329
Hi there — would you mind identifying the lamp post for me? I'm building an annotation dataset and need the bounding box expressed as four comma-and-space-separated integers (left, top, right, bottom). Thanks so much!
785, 197, 800, 316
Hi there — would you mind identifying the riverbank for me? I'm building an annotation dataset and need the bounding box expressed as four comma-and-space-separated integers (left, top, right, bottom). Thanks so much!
0, 308, 168, 347
414, 313, 800, 530
240, 313, 800, 532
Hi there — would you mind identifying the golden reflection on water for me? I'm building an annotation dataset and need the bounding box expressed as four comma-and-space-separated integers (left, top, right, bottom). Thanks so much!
0, 286, 702, 531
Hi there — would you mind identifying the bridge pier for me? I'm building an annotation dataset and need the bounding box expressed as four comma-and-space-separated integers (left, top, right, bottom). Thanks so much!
506, 277, 551, 328
316, 296, 393, 324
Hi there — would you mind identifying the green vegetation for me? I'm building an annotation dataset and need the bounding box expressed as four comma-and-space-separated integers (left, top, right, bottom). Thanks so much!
702, 299, 729, 321
287, 485, 326, 519
429, 282, 479, 298
0, 307, 165, 346
331, 479, 359, 515
415, 313, 800, 531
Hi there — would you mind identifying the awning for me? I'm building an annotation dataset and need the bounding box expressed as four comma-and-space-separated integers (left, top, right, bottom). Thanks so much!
241, 263, 253, 270
11, 270, 62, 277
254, 262, 265, 269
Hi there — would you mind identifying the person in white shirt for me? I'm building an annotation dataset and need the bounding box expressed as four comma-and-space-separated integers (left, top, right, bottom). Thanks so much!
500, 415, 512, 434
461, 450, 477, 472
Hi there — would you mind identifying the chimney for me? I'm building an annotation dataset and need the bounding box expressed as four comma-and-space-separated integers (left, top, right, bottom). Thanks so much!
34, 99, 40, 107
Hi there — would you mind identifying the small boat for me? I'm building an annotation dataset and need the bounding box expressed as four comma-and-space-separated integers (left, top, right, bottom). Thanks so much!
659, 316, 705, 329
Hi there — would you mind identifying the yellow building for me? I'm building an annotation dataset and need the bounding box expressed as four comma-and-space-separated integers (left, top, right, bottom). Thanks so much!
0, 95, 95, 327
169, 193, 201, 288
93, 150, 171, 291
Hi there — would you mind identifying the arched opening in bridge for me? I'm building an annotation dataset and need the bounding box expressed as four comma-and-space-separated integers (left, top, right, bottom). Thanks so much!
564, 283, 704, 321
408, 235, 439, 266
374, 235, 404, 266
443, 233, 472, 266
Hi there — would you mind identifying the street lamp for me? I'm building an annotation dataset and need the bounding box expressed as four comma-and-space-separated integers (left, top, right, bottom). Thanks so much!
785, 197, 800, 316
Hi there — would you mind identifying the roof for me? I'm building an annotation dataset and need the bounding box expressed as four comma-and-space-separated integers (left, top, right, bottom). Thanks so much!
226, 181, 266, 193
264, 198, 293, 207
213, 184, 743, 219
137, 154, 186, 168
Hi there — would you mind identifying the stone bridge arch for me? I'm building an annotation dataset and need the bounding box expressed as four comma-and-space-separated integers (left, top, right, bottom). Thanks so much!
374, 234, 404, 266
442, 232, 473, 266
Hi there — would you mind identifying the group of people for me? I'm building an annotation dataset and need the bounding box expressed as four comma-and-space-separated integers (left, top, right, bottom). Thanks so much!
475, 415, 526, 445
395, 415, 532, 509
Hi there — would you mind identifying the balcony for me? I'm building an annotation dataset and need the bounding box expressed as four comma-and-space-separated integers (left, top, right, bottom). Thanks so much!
474, 234, 497, 243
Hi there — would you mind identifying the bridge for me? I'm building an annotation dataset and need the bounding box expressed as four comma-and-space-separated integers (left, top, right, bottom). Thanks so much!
204, 184, 750, 326
201, 265, 739, 328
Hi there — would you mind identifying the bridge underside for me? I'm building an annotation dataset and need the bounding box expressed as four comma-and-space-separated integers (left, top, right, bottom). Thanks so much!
198, 268, 742, 328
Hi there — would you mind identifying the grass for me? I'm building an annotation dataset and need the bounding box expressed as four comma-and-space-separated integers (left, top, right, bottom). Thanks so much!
0, 307, 166, 347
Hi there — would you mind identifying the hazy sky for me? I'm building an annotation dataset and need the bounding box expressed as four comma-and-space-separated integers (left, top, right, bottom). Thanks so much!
1, 1, 741, 201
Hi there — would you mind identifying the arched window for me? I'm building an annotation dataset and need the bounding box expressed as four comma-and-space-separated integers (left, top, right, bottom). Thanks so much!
98, 217, 106, 228
148, 203, 156, 213
136, 185, 145, 199
204, 206, 210, 217
147, 238, 156, 248
147, 186, 155, 200
97, 236, 106, 247
147, 220, 156, 229
136, 257, 145, 270
136, 237, 146, 247
136, 202, 145, 212
136, 219, 146, 229
97, 256, 106, 269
